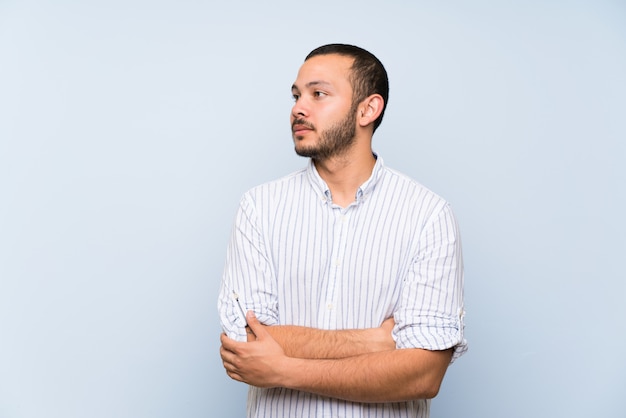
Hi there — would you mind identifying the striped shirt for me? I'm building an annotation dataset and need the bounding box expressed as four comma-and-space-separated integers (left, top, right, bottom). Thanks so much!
218, 155, 467, 418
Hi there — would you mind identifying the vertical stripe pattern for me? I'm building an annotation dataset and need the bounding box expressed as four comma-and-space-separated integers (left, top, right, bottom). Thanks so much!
218, 155, 467, 418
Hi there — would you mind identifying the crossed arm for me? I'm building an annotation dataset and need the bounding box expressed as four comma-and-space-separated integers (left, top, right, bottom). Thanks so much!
256, 315, 396, 359
219, 197, 462, 402
220, 311, 452, 403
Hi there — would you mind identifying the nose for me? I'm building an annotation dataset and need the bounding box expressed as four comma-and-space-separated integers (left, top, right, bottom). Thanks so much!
291, 97, 308, 119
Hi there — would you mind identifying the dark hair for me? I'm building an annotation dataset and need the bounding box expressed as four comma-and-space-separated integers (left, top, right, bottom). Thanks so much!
305, 44, 389, 133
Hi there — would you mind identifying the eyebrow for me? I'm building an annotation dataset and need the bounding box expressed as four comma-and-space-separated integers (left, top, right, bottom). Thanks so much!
291, 80, 333, 91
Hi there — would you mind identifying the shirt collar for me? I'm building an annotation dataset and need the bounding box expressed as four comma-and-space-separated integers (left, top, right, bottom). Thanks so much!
305, 152, 385, 205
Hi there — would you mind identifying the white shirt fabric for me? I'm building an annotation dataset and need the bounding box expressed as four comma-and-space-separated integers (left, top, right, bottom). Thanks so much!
218, 155, 467, 418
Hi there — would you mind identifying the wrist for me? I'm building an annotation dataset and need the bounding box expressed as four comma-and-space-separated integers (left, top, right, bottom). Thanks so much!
278, 356, 305, 389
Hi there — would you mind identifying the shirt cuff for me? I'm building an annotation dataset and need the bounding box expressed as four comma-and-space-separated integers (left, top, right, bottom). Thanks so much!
393, 309, 467, 363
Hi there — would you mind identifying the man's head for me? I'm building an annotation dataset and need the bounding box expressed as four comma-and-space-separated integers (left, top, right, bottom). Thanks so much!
305, 44, 389, 133
290, 44, 388, 160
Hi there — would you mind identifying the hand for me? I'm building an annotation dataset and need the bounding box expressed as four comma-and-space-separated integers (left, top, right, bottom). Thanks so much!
381, 317, 395, 334
220, 311, 289, 387
371, 317, 396, 352
245, 325, 256, 342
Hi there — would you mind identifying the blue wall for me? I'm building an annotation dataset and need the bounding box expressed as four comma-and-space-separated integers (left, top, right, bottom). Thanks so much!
1, 1, 624, 417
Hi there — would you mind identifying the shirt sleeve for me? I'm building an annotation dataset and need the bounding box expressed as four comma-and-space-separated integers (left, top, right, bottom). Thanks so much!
217, 193, 279, 342
392, 203, 468, 362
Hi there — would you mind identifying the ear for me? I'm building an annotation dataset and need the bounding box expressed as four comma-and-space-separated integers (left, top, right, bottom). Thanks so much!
357, 94, 384, 129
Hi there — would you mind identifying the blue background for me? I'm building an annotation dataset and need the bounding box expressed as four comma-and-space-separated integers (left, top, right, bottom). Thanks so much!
1, 1, 624, 417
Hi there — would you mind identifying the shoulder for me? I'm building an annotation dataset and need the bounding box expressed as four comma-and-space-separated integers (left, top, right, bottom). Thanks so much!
378, 166, 461, 240
379, 165, 449, 212
239, 167, 309, 208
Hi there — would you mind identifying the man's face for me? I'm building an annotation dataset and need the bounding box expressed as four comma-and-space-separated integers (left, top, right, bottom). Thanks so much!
290, 54, 357, 160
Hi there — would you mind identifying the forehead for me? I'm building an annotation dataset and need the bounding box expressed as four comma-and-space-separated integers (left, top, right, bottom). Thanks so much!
293, 54, 354, 91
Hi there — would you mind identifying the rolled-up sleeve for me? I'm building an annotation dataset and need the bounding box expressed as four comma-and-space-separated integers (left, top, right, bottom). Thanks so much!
218, 193, 279, 342
393, 203, 468, 362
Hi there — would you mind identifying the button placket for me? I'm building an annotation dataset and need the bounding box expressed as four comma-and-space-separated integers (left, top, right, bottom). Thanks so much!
321, 208, 350, 328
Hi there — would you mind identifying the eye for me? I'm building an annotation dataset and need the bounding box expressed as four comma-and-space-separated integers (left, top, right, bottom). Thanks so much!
313, 91, 327, 99
292, 93, 300, 102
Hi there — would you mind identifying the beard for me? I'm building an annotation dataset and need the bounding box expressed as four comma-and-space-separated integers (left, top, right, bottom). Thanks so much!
293, 104, 358, 160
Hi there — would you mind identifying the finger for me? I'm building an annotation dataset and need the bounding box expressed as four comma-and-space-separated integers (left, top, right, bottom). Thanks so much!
220, 344, 233, 363
220, 338, 242, 361
220, 332, 242, 351
222, 358, 242, 381
383, 317, 395, 326
246, 311, 263, 335
382, 317, 395, 330
246, 311, 269, 340
226, 369, 243, 382
220, 334, 232, 351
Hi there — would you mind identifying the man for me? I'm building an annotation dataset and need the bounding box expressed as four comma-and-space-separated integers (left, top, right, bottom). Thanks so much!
218, 43, 467, 418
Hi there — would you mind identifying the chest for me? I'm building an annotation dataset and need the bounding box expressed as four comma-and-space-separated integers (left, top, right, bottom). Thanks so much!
261, 198, 418, 327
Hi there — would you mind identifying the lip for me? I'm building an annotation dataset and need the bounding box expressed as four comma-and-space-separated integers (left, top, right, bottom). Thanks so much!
292, 124, 313, 135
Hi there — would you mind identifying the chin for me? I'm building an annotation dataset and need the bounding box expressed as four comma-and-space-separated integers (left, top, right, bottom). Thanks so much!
294, 144, 318, 159
294, 137, 316, 149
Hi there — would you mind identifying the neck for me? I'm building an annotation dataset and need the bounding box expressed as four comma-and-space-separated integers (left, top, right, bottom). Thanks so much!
313, 145, 376, 208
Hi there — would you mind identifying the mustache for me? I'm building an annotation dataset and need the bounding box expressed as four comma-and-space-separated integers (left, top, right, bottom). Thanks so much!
292, 118, 315, 131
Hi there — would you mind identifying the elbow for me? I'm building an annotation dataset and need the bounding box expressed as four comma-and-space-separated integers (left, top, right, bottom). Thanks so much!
407, 373, 445, 400
422, 379, 443, 399
387, 347, 452, 402
415, 348, 453, 399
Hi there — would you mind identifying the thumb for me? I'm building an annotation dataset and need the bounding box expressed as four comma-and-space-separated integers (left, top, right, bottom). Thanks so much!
246, 311, 266, 337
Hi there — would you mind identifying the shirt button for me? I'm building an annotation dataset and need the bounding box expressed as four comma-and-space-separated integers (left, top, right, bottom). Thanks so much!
327, 303, 333, 310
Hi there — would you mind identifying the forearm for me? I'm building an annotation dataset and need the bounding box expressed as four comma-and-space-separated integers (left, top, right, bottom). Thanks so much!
277, 347, 452, 403
262, 322, 395, 359
221, 312, 451, 402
